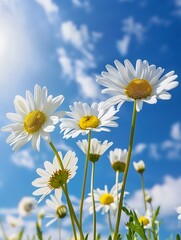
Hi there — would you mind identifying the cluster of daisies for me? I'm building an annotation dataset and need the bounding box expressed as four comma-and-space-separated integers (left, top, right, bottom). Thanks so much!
1, 59, 180, 237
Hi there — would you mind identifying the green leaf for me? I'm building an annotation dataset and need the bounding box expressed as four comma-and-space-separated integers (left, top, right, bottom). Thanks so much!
85, 233, 89, 240
18, 228, 24, 240
176, 234, 181, 240
36, 222, 43, 240
108, 235, 112, 240
96, 233, 101, 240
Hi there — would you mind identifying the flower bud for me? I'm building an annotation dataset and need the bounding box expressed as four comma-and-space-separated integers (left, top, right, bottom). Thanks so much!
133, 160, 145, 174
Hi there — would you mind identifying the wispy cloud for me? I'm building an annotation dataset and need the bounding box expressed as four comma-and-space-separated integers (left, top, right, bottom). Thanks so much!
149, 16, 171, 27
117, 17, 146, 56
72, 0, 91, 11
11, 150, 35, 169
35, 0, 59, 16
58, 20, 102, 99
133, 122, 181, 161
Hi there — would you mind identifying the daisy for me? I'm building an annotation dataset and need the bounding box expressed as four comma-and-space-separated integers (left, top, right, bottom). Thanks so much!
18, 197, 36, 217
45, 190, 67, 227
1, 84, 65, 151
60, 101, 118, 139
6, 215, 23, 227
176, 206, 181, 220
138, 209, 156, 229
96, 59, 178, 111
86, 184, 128, 215
32, 150, 78, 203
77, 138, 113, 162
109, 148, 128, 172
133, 160, 145, 174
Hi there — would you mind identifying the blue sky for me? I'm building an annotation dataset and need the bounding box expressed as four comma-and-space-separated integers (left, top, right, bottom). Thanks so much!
0, 0, 181, 239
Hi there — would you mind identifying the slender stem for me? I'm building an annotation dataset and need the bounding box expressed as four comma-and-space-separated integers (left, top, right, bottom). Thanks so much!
115, 170, 119, 205
62, 185, 78, 240
49, 141, 84, 240
91, 162, 96, 240
49, 141, 64, 170
58, 219, 61, 240
108, 210, 114, 234
64, 185, 85, 240
113, 101, 137, 239
140, 173, 147, 212
79, 131, 91, 227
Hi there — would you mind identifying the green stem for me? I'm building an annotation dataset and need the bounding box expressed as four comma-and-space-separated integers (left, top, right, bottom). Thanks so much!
79, 131, 91, 227
49, 141, 84, 240
58, 219, 61, 240
64, 185, 85, 240
108, 210, 114, 234
62, 186, 77, 240
140, 173, 147, 212
115, 170, 119, 205
91, 162, 96, 240
113, 101, 137, 240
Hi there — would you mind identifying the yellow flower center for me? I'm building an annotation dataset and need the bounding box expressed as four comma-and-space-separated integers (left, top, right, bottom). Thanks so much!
24, 110, 46, 134
79, 115, 99, 130
138, 216, 149, 226
125, 79, 152, 100
48, 169, 70, 189
99, 193, 114, 205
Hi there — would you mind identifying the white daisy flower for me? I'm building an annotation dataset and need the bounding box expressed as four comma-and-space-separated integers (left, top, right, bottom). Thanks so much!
86, 183, 128, 215
32, 150, 78, 203
96, 59, 178, 111
18, 197, 36, 217
133, 160, 145, 174
77, 138, 113, 162
60, 101, 118, 139
1, 84, 65, 151
6, 215, 23, 227
45, 190, 67, 227
176, 206, 181, 220
109, 148, 128, 172
138, 209, 154, 229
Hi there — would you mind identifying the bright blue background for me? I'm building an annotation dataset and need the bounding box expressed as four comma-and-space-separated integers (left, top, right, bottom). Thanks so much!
0, 0, 180, 239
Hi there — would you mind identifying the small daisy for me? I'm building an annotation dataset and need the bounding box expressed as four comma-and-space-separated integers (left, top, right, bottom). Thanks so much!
86, 184, 128, 215
176, 206, 181, 220
60, 101, 118, 139
45, 190, 67, 227
133, 160, 145, 174
96, 59, 178, 111
32, 150, 78, 203
77, 138, 113, 162
18, 197, 36, 217
109, 148, 128, 172
138, 209, 154, 229
6, 215, 23, 227
1, 84, 65, 151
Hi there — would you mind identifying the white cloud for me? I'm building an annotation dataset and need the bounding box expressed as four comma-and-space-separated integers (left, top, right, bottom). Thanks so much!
122, 17, 145, 42
133, 143, 147, 155
149, 16, 171, 27
74, 60, 100, 98
170, 122, 181, 141
133, 122, 181, 161
35, 0, 59, 15
117, 17, 145, 56
72, 0, 91, 11
11, 150, 35, 169
57, 48, 73, 79
127, 175, 181, 217
58, 21, 101, 99
60, 21, 94, 59
117, 35, 130, 56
